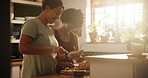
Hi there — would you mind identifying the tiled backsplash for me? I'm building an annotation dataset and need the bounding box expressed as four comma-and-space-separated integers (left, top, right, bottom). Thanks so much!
82, 51, 131, 56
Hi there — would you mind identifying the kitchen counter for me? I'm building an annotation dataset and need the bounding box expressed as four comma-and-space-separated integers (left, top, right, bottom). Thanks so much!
32, 74, 90, 78
85, 53, 148, 78
85, 53, 148, 64
11, 60, 22, 66
11, 59, 22, 78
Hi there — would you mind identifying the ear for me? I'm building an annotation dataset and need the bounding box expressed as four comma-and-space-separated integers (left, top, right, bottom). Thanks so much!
45, 5, 51, 11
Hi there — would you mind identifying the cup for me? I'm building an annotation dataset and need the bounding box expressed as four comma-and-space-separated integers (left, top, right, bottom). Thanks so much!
131, 42, 144, 56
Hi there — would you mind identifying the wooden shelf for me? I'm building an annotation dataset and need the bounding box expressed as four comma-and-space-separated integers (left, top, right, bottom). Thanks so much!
11, 20, 25, 24
11, 39, 20, 43
12, 0, 41, 6
11, 60, 22, 66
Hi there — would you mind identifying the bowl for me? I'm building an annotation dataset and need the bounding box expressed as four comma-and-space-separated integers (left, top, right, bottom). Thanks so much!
73, 70, 86, 77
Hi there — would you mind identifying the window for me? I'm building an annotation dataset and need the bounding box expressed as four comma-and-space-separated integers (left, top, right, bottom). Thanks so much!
86, 0, 144, 43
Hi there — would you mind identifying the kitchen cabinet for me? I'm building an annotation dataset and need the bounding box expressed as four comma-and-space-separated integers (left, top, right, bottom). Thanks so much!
11, 0, 42, 42
11, 61, 22, 78
85, 53, 148, 78
12, 0, 41, 17
10, 1, 41, 77
10, 0, 42, 58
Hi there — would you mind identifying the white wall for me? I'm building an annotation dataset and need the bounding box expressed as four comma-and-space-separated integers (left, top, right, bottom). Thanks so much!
61, 0, 130, 53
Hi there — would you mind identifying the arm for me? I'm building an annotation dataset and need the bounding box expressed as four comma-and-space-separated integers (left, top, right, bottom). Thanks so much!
57, 33, 83, 61
73, 33, 79, 50
57, 50, 83, 61
73, 33, 84, 62
19, 35, 65, 55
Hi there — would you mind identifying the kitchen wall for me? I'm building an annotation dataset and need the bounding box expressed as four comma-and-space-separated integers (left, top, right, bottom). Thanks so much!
61, 0, 130, 53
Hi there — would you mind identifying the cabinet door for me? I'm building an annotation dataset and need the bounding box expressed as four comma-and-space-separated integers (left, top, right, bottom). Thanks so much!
90, 61, 133, 78
11, 66, 20, 78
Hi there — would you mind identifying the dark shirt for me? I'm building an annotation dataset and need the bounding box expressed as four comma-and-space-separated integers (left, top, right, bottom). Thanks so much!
54, 29, 76, 52
54, 29, 76, 73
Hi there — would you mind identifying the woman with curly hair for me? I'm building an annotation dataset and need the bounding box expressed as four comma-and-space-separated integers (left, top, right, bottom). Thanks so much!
54, 8, 89, 73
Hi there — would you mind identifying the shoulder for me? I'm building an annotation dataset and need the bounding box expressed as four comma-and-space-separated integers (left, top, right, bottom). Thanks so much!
71, 32, 78, 40
21, 18, 38, 33
23, 18, 37, 26
70, 32, 76, 36
26, 18, 36, 22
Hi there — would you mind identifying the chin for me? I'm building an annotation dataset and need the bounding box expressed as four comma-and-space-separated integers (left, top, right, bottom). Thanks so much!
48, 21, 54, 24
48, 20, 55, 24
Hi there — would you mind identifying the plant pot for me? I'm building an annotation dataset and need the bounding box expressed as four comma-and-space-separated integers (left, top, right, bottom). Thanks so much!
100, 36, 109, 43
89, 32, 98, 42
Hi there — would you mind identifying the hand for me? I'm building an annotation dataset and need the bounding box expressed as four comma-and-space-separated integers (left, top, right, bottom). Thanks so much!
58, 62, 74, 68
66, 62, 74, 68
67, 49, 83, 59
78, 61, 90, 70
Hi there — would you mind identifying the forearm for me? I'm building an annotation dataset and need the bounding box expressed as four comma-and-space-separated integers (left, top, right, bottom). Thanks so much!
57, 52, 74, 61
57, 53, 66, 60
19, 34, 64, 55
19, 44, 54, 55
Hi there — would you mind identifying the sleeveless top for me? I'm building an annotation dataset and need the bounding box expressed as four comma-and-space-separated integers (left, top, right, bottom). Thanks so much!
54, 29, 76, 52
54, 29, 76, 73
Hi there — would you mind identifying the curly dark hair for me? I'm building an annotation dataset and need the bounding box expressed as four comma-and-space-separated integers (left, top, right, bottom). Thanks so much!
60, 8, 84, 28
42, 0, 64, 10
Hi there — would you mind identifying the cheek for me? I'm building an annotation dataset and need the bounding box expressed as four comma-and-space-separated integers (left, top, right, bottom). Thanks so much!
71, 26, 77, 30
46, 14, 54, 23
47, 13, 57, 20
46, 13, 52, 20
68, 27, 75, 31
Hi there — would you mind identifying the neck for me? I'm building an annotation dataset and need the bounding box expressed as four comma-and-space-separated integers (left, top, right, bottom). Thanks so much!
57, 25, 71, 42
64, 24, 71, 34
57, 25, 70, 36
37, 12, 47, 26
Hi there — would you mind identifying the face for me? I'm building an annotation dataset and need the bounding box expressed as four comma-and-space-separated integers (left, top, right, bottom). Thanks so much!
66, 23, 81, 32
45, 6, 63, 24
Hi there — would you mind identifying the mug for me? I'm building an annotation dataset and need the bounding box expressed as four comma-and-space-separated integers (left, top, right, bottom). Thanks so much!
131, 42, 144, 56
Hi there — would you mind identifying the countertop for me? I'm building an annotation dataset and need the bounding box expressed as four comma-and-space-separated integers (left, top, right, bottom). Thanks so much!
84, 53, 148, 64
11, 59, 22, 66
32, 74, 90, 78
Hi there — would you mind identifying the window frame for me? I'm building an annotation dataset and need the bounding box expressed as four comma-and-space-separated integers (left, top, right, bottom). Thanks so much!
87, 0, 144, 43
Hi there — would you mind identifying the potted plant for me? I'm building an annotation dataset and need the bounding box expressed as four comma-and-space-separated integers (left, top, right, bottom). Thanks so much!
136, 21, 147, 35
88, 24, 99, 42
100, 24, 116, 42
126, 21, 147, 52
120, 21, 146, 43
92, 15, 116, 43
120, 27, 135, 43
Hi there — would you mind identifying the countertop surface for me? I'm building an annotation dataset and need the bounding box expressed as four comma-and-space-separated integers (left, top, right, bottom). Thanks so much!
11, 59, 22, 66
32, 74, 90, 78
84, 53, 148, 64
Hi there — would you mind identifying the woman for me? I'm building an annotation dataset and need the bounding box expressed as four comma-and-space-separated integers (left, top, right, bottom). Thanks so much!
54, 8, 89, 73
19, 0, 66, 78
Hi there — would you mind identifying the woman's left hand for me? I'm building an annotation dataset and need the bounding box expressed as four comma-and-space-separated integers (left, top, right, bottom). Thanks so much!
67, 49, 83, 59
